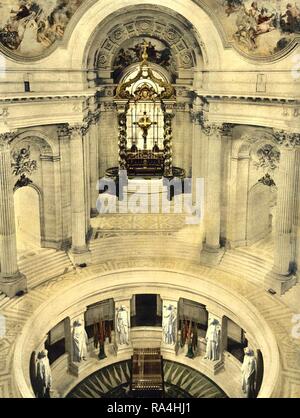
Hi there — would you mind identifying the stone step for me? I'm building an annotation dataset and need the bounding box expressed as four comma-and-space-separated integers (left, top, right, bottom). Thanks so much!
222, 251, 273, 272
18, 250, 73, 289
0, 292, 11, 310
90, 236, 200, 263
220, 250, 275, 286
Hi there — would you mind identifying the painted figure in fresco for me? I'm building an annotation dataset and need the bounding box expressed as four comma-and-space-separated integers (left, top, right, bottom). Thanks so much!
255, 8, 276, 35
72, 320, 88, 362
116, 306, 129, 345
35, 350, 52, 398
223, 0, 300, 53
205, 319, 221, 361
113, 39, 172, 76
242, 348, 257, 398
0, 0, 83, 54
280, 3, 300, 32
224, 0, 243, 17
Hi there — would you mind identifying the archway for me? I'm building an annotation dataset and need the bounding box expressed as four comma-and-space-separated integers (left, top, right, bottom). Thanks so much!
247, 183, 274, 245
14, 186, 41, 254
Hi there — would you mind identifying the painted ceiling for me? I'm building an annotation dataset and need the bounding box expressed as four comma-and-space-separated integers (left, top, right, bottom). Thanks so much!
0, 0, 299, 60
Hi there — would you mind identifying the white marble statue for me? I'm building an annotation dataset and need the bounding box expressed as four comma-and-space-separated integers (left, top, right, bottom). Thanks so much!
205, 318, 221, 361
72, 320, 88, 362
36, 349, 52, 398
163, 304, 177, 345
242, 348, 257, 398
116, 306, 129, 345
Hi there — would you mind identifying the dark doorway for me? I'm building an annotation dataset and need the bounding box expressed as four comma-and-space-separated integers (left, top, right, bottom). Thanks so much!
256, 349, 264, 396
133, 294, 161, 327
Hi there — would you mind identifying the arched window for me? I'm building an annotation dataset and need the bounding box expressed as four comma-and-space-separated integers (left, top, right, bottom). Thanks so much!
120, 64, 170, 151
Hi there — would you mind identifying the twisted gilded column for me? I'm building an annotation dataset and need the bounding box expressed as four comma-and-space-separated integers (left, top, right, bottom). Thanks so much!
69, 124, 90, 265
0, 133, 27, 297
118, 112, 127, 172
271, 131, 299, 292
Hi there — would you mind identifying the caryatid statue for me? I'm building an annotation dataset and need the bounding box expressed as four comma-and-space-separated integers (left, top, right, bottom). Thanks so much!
116, 306, 129, 345
205, 319, 221, 361
242, 347, 257, 398
35, 349, 52, 398
163, 304, 177, 345
72, 319, 88, 362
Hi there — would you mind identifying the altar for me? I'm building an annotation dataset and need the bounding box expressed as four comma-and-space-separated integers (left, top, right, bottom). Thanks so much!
126, 150, 164, 177
106, 41, 185, 185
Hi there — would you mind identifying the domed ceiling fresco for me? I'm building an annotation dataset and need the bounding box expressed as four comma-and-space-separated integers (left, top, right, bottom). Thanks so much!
0, 0, 299, 59
0, 0, 84, 57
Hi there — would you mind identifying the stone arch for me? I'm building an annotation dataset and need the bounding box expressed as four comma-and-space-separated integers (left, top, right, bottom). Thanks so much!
86, 4, 206, 85
246, 182, 273, 245
11, 130, 56, 156
70, 0, 223, 72
14, 185, 42, 252
227, 129, 279, 248
10, 131, 63, 250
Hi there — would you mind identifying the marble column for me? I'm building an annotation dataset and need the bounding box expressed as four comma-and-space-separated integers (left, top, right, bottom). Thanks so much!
69, 124, 91, 266
0, 133, 27, 297
200, 124, 225, 266
174, 102, 192, 174
83, 124, 91, 233
98, 102, 117, 177
57, 125, 72, 249
89, 113, 100, 217
191, 112, 203, 204
295, 147, 300, 278
271, 131, 298, 293
161, 298, 178, 354
114, 297, 132, 355
204, 124, 223, 250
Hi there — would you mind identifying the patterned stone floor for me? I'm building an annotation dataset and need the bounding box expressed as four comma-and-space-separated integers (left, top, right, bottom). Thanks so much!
66, 360, 227, 398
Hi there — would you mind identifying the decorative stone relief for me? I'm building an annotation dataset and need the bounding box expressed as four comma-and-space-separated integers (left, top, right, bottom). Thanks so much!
273, 130, 300, 149
253, 144, 280, 171
95, 15, 198, 75
11, 145, 37, 189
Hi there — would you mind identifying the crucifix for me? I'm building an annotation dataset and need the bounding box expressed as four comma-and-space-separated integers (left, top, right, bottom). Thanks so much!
134, 111, 157, 150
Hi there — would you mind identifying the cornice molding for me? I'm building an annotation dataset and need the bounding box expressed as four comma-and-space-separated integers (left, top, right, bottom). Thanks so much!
0, 92, 96, 106
196, 94, 300, 106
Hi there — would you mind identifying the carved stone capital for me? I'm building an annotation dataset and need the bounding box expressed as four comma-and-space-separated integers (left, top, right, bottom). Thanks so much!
191, 111, 203, 126
201, 122, 233, 137
89, 110, 101, 125
221, 123, 234, 137
0, 131, 17, 150
201, 122, 223, 136
57, 124, 70, 138
100, 102, 116, 113
68, 123, 88, 138
273, 130, 300, 149
176, 102, 190, 113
